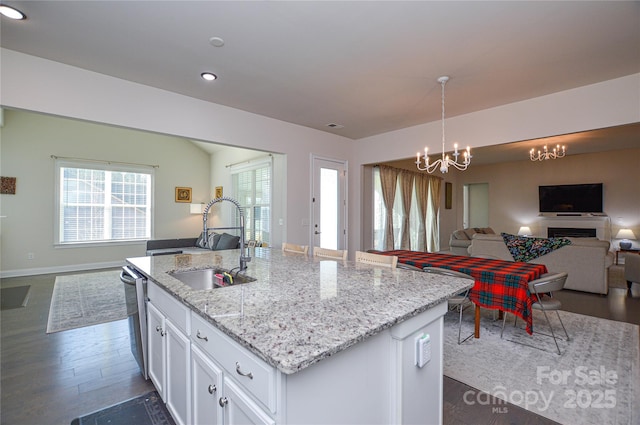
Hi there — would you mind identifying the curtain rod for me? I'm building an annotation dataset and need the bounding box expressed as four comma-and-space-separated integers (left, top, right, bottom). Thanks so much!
51, 155, 159, 169
226, 153, 272, 168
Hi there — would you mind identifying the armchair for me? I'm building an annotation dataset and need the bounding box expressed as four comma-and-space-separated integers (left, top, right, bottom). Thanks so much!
624, 254, 640, 289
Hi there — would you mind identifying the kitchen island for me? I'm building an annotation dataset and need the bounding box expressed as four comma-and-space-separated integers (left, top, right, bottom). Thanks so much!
127, 248, 472, 425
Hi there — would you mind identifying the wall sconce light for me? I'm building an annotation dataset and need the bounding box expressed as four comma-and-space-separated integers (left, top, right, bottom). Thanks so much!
190, 203, 205, 214
517, 226, 532, 237
615, 228, 636, 249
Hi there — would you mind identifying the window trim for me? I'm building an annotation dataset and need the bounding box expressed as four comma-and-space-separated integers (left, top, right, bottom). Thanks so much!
54, 158, 155, 246
230, 157, 272, 245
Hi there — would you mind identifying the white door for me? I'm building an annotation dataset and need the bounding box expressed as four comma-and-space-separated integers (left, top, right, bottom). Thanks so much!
192, 345, 223, 425
166, 319, 191, 425
147, 303, 166, 401
311, 156, 347, 250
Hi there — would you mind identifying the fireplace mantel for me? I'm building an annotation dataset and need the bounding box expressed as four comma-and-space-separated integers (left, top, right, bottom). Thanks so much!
537, 214, 610, 241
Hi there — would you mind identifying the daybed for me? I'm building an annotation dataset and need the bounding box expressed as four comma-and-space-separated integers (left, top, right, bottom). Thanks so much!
146, 232, 240, 256
469, 234, 614, 295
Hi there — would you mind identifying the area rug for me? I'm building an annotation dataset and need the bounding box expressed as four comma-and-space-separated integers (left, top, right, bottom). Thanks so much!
70, 391, 174, 425
443, 308, 639, 425
47, 269, 129, 334
1, 285, 31, 310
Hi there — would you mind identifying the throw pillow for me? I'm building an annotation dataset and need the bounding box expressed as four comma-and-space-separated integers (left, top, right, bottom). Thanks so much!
501, 232, 572, 262
215, 233, 240, 250
207, 232, 221, 250
453, 230, 469, 240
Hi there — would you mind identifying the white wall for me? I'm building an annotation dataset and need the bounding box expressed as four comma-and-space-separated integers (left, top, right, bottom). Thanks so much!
0, 109, 211, 275
352, 74, 640, 250
1, 49, 638, 272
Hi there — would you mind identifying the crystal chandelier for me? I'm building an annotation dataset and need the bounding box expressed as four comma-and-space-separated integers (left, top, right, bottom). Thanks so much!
415, 76, 471, 173
529, 144, 566, 161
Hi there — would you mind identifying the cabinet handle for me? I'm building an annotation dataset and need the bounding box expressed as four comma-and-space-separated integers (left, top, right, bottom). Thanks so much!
196, 330, 208, 341
208, 384, 216, 394
235, 362, 254, 379
218, 397, 228, 407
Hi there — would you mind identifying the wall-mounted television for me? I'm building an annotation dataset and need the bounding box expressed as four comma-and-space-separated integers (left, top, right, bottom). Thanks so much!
538, 183, 603, 213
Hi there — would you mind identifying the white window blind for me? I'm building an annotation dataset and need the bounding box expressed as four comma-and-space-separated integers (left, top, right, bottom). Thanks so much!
56, 160, 153, 244
232, 160, 271, 245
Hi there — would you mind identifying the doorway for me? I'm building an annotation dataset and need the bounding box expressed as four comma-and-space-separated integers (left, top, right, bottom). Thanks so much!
311, 156, 347, 250
463, 183, 489, 229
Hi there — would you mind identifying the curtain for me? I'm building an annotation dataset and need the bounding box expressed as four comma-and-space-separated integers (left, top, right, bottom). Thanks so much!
414, 174, 429, 251
399, 171, 414, 249
379, 165, 399, 250
427, 176, 442, 252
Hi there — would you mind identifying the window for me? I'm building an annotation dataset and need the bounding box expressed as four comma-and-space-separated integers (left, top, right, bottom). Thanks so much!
372, 167, 439, 252
55, 160, 153, 244
232, 160, 271, 245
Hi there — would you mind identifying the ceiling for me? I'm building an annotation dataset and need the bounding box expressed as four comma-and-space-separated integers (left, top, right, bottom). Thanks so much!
1, 1, 639, 160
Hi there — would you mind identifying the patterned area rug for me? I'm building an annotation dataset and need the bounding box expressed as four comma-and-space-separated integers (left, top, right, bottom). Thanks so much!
47, 269, 130, 333
443, 308, 639, 425
71, 391, 174, 425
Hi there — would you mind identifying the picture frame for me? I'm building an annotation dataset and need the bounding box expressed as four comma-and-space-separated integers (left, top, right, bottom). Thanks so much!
1, 177, 17, 195
215, 186, 223, 199
175, 187, 192, 203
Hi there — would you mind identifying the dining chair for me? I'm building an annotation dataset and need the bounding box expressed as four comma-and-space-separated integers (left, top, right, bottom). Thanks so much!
500, 272, 569, 355
423, 267, 476, 344
313, 247, 347, 261
282, 243, 309, 255
355, 251, 398, 268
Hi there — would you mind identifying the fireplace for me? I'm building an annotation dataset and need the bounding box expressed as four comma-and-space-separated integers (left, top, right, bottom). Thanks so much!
548, 227, 597, 238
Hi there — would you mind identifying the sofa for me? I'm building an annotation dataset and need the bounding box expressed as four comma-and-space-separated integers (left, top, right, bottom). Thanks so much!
624, 253, 640, 289
468, 234, 614, 294
146, 232, 241, 256
449, 227, 495, 255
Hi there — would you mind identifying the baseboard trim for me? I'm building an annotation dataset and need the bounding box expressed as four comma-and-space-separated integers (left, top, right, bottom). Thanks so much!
1, 260, 125, 278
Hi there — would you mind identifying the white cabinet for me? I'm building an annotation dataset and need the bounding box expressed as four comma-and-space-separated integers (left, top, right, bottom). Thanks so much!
192, 345, 223, 425
147, 281, 191, 425
147, 302, 166, 399
221, 378, 275, 425
191, 312, 276, 425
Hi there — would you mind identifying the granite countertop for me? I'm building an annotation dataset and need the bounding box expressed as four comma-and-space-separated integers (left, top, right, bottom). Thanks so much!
126, 248, 472, 374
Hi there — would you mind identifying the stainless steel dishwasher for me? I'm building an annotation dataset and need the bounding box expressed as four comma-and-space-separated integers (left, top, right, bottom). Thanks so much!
120, 265, 149, 380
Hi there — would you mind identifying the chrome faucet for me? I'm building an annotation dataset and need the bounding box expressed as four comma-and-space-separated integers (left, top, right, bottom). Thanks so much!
202, 196, 251, 272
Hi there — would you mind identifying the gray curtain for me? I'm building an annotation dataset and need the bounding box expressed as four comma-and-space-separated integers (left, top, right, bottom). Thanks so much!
427, 177, 442, 252
399, 171, 414, 249
379, 165, 399, 250
414, 174, 429, 251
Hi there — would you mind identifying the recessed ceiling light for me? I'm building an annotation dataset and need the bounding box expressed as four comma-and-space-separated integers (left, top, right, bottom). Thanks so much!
326, 123, 344, 129
0, 5, 26, 20
201, 72, 217, 81
209, 37, 225, 47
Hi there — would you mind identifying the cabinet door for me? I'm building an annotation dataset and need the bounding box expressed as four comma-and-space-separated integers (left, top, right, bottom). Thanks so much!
147, 302, 166, 400
192, 345, 223, 425
222, 378, 275, 425
166, 319, 191, 425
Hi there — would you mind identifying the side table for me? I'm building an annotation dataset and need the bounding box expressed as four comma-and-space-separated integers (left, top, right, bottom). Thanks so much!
615, 248, 640, 265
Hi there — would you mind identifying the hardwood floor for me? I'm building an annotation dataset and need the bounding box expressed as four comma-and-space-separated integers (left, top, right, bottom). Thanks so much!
1, 267, 638, 424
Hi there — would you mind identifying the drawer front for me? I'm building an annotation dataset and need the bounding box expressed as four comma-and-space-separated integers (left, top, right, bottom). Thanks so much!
191, 312, 276, 412
148, 280, 190, 335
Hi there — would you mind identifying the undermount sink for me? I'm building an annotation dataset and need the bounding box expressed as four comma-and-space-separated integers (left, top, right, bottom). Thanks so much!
169, 268, 256, 291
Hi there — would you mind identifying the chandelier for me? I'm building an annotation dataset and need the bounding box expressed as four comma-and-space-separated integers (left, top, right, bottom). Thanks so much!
415, 76, 471, 173
530, 144, 566, 161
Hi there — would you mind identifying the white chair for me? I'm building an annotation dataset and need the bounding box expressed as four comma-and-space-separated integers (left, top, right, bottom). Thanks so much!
313, 247, 347, 261
355, 251, 398, 268
501, 272, 569, 355
423, 267, 476, 344
282, 243, 309, 255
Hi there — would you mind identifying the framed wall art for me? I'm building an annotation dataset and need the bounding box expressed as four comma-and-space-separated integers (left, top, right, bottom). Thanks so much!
215, 186, 223, 198
175, 187, 192, 203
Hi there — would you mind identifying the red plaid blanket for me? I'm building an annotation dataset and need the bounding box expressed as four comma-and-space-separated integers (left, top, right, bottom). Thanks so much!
375, 250, 548, 334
